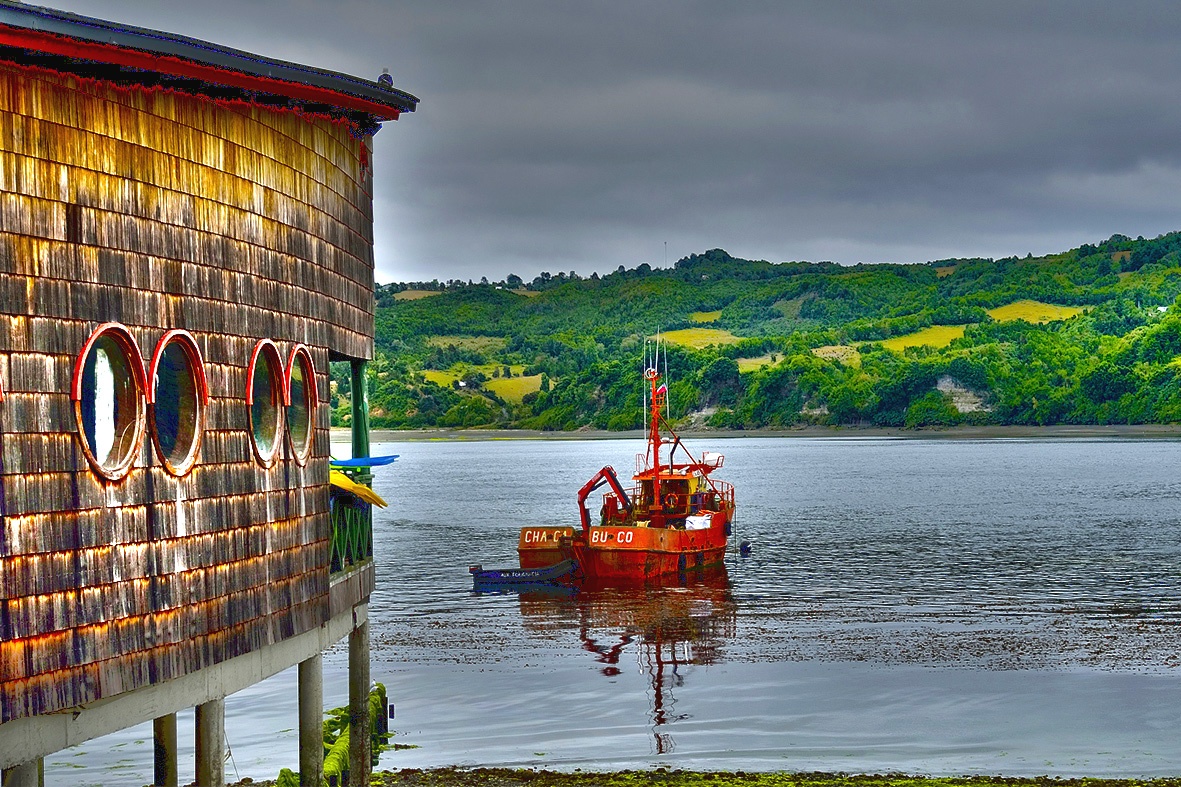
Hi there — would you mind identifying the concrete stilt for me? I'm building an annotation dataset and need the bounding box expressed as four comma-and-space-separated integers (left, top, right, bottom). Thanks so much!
1, 759, 42, 787
298, 654, 324, 787
195, 698, 225, 787
348, 620, 371, 787
154, 713, 178, 787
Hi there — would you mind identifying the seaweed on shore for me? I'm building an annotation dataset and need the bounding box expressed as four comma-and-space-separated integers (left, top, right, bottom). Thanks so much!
371, 769, 1181, 787
238, 767, 1181, 787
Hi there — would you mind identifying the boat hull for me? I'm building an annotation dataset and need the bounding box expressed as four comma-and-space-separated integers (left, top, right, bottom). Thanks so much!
519, 517, 729, 582
471, 558, 579, 592
518, 526, 576, 569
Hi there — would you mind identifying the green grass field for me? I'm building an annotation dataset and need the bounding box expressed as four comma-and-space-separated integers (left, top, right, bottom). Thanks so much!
811, 344, 861, 366
485, 374, 544, 402
690, 310, 723, 323
421, 369, 457, 386
986, 300, 1084, 324
772, 296, 806, 319
880, 325, 966, 352
736, 354, 776, 372
425, 336, 509, 352
422, 364, 532, 397
661, 328, 742, 349
394, 289, 442, 301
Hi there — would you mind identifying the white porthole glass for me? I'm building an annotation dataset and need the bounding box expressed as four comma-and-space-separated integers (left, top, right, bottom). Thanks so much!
248, 340, 285, 466
150, 331, 207, 476
74, 324, 146, 480
286, 346, 316, 464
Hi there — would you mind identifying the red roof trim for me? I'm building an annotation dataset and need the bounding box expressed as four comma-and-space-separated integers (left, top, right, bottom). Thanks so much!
0, 24, 401, 121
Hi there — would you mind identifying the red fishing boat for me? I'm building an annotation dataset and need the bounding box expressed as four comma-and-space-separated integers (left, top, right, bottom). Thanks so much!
518, 355, 736, 582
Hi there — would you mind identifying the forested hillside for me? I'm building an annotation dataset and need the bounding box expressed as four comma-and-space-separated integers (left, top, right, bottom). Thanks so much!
331, 232, 1181, 430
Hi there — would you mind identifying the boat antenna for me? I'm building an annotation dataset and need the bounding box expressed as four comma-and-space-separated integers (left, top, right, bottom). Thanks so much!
642, 338, 649, 440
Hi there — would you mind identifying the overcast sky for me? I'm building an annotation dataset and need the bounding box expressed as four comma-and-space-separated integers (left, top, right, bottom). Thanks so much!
43, 1, 1181, 283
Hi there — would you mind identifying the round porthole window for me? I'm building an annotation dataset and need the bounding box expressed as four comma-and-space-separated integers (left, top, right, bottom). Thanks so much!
72, 323, 147, 480
286, 345, 316, 465
247, 339, 285, 467
149, 330, 208, 476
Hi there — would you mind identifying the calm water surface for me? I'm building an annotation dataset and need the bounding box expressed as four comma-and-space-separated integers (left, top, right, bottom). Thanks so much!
49, 437, 1181, 784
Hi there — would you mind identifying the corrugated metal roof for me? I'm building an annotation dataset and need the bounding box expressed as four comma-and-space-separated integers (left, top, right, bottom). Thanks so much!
0, 0, 417, 129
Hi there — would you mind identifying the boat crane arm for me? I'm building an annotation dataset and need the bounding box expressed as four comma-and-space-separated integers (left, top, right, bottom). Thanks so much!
577, 466, 633, 530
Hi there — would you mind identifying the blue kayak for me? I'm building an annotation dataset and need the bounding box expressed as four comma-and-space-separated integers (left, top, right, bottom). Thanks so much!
330, 455, 399, 467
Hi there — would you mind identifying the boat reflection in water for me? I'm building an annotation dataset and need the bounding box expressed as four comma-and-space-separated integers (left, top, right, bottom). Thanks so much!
517, 566, 736, 754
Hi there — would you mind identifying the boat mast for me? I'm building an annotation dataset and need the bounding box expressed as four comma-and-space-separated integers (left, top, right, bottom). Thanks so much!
643, 339, 650, 454
647, 365, 665, 513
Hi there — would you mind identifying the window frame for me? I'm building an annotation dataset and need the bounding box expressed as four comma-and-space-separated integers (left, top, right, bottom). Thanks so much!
285, 343, 317, 466
246, 339, 287, 468
147, 329, 209, 477
71, 322, 148, 481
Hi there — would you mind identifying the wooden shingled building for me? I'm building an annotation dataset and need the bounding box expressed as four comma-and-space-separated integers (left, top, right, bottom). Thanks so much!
0, 2, 416, 785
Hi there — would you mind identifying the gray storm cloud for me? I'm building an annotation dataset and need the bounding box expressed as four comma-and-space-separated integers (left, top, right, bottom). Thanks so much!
49, 0, 1181, 282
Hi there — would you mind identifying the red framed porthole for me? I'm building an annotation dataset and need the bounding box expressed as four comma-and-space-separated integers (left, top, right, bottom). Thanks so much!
148, 330, 209, 476
72, 322, 147, 481
246, 339, 286, 467
285, 344, 317, 465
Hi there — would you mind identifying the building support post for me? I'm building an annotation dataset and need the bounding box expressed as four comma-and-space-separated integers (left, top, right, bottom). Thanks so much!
1, 758, 42, 787
195, 698, 225, 787
350, 360, 370, 460
153, 713, 178, 787
298, 654, 324, 787
348, 620, 371, 787
349, 358, 374, 561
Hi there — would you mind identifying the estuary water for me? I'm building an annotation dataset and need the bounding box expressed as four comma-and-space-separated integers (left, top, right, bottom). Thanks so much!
49, 436, 1181, 784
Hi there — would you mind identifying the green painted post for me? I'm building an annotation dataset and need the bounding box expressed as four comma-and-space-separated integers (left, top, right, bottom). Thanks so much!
350, 360, 370, 461
349, 359, 374, 561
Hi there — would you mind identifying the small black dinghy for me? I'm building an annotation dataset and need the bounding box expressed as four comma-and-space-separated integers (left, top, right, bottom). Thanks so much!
469, 559, 579, 591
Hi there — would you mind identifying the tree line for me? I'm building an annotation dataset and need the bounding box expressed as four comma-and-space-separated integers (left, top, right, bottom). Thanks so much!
333, 234, 1181, 431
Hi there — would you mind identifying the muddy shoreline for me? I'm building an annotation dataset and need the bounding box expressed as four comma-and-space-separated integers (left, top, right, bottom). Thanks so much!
335, 423, 1181, 443
236, 768, 1181, 787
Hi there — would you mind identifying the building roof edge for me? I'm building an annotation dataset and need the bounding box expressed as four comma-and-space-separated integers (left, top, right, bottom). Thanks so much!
0, 1, 418, 120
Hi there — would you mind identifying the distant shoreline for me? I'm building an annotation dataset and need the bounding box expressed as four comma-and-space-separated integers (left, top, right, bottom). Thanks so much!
331, 423, 1181, 443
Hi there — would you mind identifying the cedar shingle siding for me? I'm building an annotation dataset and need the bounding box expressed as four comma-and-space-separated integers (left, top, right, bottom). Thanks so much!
0, 58, 378, 722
